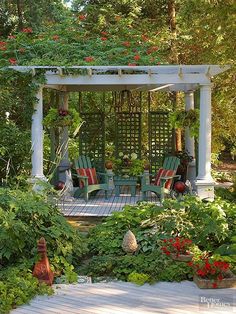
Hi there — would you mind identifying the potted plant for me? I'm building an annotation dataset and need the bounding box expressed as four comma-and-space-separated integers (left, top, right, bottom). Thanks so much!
43, 108, 81, 129
189, 255, 236, 289
113, 152, 145, 177
161, 237, 193, 261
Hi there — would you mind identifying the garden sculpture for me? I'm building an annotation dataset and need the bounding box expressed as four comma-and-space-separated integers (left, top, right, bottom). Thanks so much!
33, 237, 54, 286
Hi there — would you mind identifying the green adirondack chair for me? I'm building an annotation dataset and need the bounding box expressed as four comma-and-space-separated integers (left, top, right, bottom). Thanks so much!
141, 156, 181, 203
73, 155, 113, 201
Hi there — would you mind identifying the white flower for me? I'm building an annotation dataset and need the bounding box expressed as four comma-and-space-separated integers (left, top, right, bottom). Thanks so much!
119, 152, 124, 157
123, 154, 129, 159
131, 153, 138, 160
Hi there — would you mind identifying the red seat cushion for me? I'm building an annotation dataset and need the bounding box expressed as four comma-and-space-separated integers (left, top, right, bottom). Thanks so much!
76, 168, 98, 188
154, 168, 175, 189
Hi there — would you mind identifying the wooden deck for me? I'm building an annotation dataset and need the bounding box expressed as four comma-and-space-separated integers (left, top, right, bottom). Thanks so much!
58, 187, 159, 217
11, 281, 235, 314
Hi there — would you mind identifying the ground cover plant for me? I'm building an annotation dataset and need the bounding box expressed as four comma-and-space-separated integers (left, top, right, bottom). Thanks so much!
78, 196, 235, 284
0, 187, 86, 313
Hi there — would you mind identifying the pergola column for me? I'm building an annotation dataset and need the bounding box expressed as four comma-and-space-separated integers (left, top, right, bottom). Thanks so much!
184, 91, 196, 184
60, 92, 69, 161
195, 84, 215, 200
31, 86, 45, 179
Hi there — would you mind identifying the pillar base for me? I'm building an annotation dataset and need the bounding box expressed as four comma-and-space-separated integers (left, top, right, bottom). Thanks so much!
186, 159, 196, 185
194, 179, 215, 201
29, 175, 47, 192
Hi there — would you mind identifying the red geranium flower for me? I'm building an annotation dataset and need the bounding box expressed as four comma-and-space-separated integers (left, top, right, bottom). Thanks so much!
9, 58, 17, 65
212, 282, 218, 288
101, 37, 107, 41
101, 31, 108, 36
8, 35, 16, 39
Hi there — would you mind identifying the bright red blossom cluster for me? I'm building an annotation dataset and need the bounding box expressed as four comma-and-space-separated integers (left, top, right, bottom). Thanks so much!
188, 257, 230, 288
0, 41, 6, 51
22, 28, 33, 33
84, 56, 94, 62
161, 237, 192, 256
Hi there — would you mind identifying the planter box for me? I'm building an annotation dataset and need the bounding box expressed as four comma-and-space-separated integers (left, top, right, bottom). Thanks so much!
170, 253, 193, 262
193, 271, 236, 289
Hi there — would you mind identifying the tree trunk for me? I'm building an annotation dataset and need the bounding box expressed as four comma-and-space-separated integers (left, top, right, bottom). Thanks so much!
16, 0, 24, 31
168, 0, 182, 151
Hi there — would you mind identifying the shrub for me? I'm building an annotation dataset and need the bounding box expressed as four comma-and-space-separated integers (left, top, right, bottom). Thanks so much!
0, 265, 53, 314
0, 188, 85, 271
81, 196, 235, 283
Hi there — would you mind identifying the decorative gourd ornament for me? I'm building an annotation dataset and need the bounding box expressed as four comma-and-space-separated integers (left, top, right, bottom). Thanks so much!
122, 230, 138, 254
174, 181, 186, 193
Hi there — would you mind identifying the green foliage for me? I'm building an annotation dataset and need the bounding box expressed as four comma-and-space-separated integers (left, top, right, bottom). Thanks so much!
82, 196, 234, 283
215, 187, 236, 203
0, 121, 31, 181
43, 108, 81, 131
0, 266, 53, 314
169, 109, 199, 137
79, 250, 193, 283
127, 272, 150, 285
87, 202, 157, 255
0, 188, 85, 270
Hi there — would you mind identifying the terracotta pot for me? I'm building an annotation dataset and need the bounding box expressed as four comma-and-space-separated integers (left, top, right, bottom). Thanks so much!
170, 253, 193, 262
105, 160, 113, 169
193, 271, 236, 289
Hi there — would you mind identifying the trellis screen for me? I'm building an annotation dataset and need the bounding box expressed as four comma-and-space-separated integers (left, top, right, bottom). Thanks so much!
148, 111, 173, 172
79, 112, 105, 171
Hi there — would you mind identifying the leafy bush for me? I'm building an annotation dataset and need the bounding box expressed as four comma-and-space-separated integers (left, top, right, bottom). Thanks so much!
0, 266, 53, 314
127, 272, 150, 285
82, 196, 235, 283
0, 188, 85, 272
79, 249, 192, 283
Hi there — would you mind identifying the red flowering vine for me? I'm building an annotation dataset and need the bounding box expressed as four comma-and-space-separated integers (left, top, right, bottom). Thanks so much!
79, 15, 86, 21
52, 35, 59, 41
123, 41, 130, 47
134, 54, 141, 61
188, 256, 230, 288
84, 56, 94, 62
22, 28, 33, 33
9, 58, 17, 65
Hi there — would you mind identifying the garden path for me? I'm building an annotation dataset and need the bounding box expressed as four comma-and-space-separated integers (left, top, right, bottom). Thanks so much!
11, 281, 235, 314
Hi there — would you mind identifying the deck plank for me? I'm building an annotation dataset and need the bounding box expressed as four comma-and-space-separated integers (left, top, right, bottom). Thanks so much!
11, 281, 235, 314
59, 189, 159, 218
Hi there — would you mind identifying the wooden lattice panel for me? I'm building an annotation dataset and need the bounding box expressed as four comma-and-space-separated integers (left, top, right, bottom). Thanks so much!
79, 113, 105, 171
148, 112, 173, 172
115, 112, 141, 158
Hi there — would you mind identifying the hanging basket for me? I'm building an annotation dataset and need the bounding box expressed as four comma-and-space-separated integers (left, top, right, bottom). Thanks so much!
193, 271, 236, 289
170, 253, 193, 262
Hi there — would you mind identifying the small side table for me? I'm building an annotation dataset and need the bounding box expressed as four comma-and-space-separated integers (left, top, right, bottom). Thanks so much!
114, 176, 138, 196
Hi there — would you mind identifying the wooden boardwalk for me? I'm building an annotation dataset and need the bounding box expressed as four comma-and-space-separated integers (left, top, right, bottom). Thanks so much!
58, 187, 159, 217
11, 281, 235, 314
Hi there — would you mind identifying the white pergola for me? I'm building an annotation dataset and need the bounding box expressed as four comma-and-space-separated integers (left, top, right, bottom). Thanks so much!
12, 64, 230, 199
